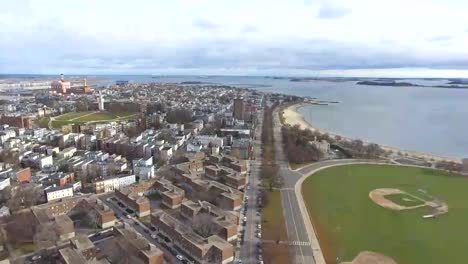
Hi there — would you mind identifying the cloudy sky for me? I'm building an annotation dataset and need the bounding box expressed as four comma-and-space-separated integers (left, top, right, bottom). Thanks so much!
1, 0, 468, 77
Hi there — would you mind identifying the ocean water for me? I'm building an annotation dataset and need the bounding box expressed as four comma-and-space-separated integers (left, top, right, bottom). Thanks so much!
3, 74, 467, 158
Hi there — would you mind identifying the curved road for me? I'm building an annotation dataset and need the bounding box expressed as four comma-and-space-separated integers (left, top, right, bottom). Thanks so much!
272, 108, 388, 264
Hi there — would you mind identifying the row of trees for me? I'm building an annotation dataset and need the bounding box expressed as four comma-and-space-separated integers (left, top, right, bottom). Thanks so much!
260, 106, 284, 193
165, 108, 193, 124
282, 124, 385, 162
281, 125, 324, 164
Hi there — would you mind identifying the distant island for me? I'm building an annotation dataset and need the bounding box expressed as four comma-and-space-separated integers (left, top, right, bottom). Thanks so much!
357, 80, 468, 89
356, 81, 419, 87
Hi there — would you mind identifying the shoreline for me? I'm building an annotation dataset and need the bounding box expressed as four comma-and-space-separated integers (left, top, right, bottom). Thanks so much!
282, 103, 460, 163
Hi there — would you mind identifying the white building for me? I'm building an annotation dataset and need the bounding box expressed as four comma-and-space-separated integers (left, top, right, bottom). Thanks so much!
310, 138, 330, 154
98, 91, 105, 111
0, 206, 10, 218
133, 158, 155, 180
194, 135, 224, 148
159, 146, 173, 161
94, 174, 136, 193
187, 142, 203, 153
45, 185, 74, 202
0, 177, 10, 191
39, 155, 54, 169
58, 147, 77, 159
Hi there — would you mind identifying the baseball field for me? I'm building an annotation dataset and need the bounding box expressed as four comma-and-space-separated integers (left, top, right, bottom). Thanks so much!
302, 164, 468, 264
50, 111, 137, 128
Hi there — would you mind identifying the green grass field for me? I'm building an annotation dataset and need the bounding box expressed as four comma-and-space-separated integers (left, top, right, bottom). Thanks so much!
384, 193, 426, 207
51, 111, 137, 128
302, 164, 468, 264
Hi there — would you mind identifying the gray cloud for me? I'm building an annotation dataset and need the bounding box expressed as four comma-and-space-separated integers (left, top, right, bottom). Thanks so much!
193, 19, 219, 30
241, 25, 258, 33
317, 5, 351, 19
1, 22, 468, 74
428, 35, 453, 42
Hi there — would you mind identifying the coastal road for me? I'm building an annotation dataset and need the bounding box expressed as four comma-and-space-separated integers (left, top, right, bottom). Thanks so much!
273, 106, 396, 264
273, 108, 375, 264
273, 108, 316, 264
239, 109, 264, 263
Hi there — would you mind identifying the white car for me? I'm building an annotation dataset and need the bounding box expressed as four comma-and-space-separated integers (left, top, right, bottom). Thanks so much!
257, 224, 262, 229
176, 255, 185, 261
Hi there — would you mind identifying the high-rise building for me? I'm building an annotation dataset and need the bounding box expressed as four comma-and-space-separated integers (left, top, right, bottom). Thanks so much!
98, 91, 105, 111
233, 98, 244, 120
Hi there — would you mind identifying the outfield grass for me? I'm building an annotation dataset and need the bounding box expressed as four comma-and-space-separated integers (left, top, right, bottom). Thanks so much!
302, 164, 468, 264
262, 190, 288, 241
54, 112, 90, 120
261, 190, 291, 264
74, 112, 117, 121
51, 111, 137, 128
384, 193, 425, 207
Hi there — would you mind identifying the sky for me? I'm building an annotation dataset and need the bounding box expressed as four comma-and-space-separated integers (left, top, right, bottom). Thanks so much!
1, 0, 468, 77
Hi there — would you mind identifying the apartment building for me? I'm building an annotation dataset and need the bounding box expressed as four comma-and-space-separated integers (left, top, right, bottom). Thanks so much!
45, 185, 74, 202
152, 212, 234, 264
180, 200, 238, 241
112, 226, 164, 264
92, 174, 136, 193
115, 188, 151, 217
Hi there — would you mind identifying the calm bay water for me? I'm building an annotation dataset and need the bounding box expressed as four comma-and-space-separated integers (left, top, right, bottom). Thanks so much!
3, 74, 467, 158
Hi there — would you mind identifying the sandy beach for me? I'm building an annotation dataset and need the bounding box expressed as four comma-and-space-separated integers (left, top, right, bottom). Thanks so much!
281, 103, 460, 163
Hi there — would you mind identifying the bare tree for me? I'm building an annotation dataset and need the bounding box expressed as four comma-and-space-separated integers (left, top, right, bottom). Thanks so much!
166, 108, 193, 124
7, 185, 42, 212
33, 223, 59, 249
0, 186, 12, 204
191, 213, 219, 238
5, 212, 36, 246
87, 210, 101, 232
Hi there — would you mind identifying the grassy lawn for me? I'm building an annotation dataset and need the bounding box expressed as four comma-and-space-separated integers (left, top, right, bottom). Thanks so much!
261, 190, 288, 241
384, 193, 425, 207
54, 112, 90, 120
302, 164, 468, 264
36, 116, 50, 128
74, 112, 117, 121
51, 111, 137, 128
261, 190, 291, 264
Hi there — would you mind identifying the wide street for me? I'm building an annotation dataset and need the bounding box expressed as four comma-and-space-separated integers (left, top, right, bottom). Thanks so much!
272, 108, 364, 264
239, 109, 264, 263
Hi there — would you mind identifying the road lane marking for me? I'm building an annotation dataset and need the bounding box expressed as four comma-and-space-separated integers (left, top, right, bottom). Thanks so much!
285, 190, 307, 264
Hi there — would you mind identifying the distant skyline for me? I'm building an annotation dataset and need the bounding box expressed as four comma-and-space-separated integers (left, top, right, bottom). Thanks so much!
1, 0, 468, 77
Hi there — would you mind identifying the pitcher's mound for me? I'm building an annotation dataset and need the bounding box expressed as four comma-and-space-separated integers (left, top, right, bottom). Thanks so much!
342, 251, 397, 264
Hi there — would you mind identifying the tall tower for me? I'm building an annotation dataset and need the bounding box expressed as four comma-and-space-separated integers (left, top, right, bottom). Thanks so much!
98, 91, 105, 111
60, 73, 64, 81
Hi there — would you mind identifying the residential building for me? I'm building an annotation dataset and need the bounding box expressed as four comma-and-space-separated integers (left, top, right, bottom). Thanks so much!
45, 185, 74, 202
112, 226, 164, 264
152, 212, 234, 264
115, 188, 151, 217
92, 174, 136, 193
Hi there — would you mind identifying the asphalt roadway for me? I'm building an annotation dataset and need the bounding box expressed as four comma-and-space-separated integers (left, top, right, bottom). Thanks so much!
239, 110, 264, 264
272, 108, 365, 264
